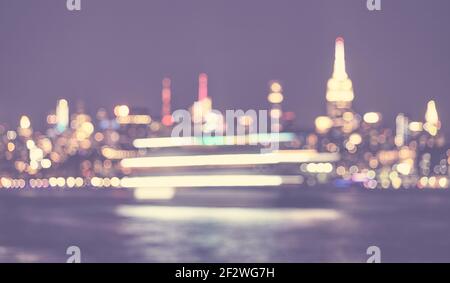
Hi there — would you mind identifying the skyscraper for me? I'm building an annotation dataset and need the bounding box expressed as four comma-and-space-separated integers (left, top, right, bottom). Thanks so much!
326, 37, 357, 134
192, 73, 212, 125
424, 100, 440, 137
198, 73, 208, 102
56, 99, 69, 133
395, 113, 409, 147
268, 81, 284, 132
161, 77, 173, 127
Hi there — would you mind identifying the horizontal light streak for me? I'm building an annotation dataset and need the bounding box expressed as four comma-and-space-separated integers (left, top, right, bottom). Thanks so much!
133, 133, 296, 149
121, 150, 340, 169
120, 175, 303, 188
133, 187, 176, 200
117, 206, 341, 224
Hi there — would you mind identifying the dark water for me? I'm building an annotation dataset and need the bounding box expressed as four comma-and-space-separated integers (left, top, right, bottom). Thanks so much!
0, 188, 449, 263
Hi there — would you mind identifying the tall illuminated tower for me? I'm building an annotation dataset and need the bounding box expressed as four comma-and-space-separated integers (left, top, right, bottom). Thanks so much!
161, 77, 173, 126
326, 37, 356, 134
198, 73, 208, 102
395, 113, 409, 147
56, 99, 69, 133
268, 81, 284, 132
424, 100, 440, 136
192, 73, 212, 124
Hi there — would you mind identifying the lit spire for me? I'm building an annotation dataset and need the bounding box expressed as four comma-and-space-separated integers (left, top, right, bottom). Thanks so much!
333, 37, 348, 80
424, 100, 440, 136
161, 78, 173, 126
198, 73, 208, 101
326, 37, 354, 103
191, 73, 212, 124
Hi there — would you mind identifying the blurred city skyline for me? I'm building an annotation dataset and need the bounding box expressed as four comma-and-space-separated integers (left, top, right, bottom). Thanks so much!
2, 1, 450, 264
1, 0, 450, 135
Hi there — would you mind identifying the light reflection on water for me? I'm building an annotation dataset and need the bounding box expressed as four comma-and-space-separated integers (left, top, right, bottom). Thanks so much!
116, 206, 351, 263
116, 206, 342, 224
1, 188, 450, 262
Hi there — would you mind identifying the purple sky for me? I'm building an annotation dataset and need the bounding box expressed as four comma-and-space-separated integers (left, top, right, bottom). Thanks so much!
1, 0, 449, 135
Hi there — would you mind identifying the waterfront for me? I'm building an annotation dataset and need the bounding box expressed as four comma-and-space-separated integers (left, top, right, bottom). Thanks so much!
1, 187, 449, 263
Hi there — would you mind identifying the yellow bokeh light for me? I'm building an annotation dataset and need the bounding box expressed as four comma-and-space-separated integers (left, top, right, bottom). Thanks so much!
315, 116, 333, 134
268, 92, 284, 104
270, 82, 282, 93
20, 115, 31, 129
349, 133, 362, 145
41, 159, 52, 169
363, 112, 380, 124
7, 142, 15, 152
438, 178, 448, 188
114, 105, 130, 117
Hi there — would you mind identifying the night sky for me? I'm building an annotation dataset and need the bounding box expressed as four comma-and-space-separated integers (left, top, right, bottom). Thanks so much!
1, 0, 449, 136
